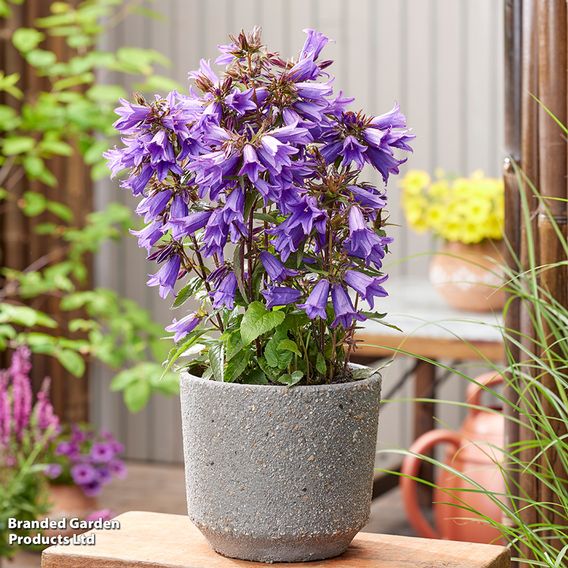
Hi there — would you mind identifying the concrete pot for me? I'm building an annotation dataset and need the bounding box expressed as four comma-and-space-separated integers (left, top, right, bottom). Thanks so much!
180, 370, 381, 563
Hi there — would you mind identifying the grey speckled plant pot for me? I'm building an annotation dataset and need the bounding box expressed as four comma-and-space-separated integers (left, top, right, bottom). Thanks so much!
179, 370, 381, 563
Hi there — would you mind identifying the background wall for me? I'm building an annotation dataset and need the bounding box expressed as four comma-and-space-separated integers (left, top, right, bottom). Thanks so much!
92, 0, 504, 463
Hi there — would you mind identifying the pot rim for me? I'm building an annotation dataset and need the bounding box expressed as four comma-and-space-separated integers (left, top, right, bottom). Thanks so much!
180, 367, 380, 392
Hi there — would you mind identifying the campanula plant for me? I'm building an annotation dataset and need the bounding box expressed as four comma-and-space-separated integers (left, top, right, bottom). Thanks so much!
106, 27, 413, 385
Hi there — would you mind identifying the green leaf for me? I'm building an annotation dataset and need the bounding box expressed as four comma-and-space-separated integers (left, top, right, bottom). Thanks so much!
55, 348, 85, 377
0, 304, 56, 328
110, 367, 139, 391
151, 372, 179, 396
276, 371, 303, 386
23, 156, 45, 178
0, 72, 23, 99
46, 200, 73, 223
173, 277, 201, 308
242, 368, 268, 385
240, 301, 285, 346
21, 192, 47, 216
12, 28, 44, 53
53, 72, 94, 91
39, 139, 73, 156
86, 84, 127, 103
224, 349, 250, 383
124, 381, 151, 413
208, 343, 224, 381
26, 49, 57, 68
3, 136, 35, 155
278, 339, 301, 357
0, 324, 16, 339
264, 328, 292, 368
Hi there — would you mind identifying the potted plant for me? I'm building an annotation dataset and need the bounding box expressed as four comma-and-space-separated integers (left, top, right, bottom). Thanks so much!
43, 424, 126, 534
106, 27, 412, 562
401, 169, 505, 312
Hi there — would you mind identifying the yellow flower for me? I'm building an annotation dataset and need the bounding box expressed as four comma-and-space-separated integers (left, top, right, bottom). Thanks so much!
428, 181, 449, 198
401, 169, 504, 244
400, 170, 430, 194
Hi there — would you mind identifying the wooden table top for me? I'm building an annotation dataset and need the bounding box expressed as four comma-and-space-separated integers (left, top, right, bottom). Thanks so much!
354, 277, 504, 361
42, 511, 510, 568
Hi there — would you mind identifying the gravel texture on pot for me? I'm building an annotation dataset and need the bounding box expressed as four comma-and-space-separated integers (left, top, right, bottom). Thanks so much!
180, 370, 381, 563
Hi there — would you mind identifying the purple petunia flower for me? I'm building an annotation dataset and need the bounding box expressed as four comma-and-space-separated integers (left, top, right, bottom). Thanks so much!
298, 279, 330, 320
212, 272, 237, 309
44, 463, 63, 479
166, 313, 201, 342
109, 459, 127, 480
262, 286, 302, 309
344, 270, 388, 309
98, 466, 112, 484
71, 463, 97, 486
331, 284, 366, 329
91, 442, 115, 464
260, 252, 298, 282
82, 480, 102, 497
56, 441, 74, 456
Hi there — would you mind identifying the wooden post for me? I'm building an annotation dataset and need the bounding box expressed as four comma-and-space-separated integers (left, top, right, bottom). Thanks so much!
502, 0, 523, 502
534, 0, 568, 546
504, 0, 568, 559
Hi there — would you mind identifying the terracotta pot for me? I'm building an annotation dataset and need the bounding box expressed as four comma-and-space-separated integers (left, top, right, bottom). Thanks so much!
400, 373, 505, 544
44, 484, 98, 537
429, 240, 506, 312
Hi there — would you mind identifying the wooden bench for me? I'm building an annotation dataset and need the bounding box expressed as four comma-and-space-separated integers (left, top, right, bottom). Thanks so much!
42, 511, 510, 567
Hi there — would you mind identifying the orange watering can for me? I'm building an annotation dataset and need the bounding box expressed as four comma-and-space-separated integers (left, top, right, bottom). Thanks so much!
400, 372, 505, 544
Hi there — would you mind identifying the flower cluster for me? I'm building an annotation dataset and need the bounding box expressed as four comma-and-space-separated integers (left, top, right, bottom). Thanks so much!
401, 169, 504, 244
45, 425, 127, 497
106, 28, 412, 384
0, 347, 60, 465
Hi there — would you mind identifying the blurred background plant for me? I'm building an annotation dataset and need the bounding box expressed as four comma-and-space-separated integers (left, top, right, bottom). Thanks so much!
0, 0, 182, 415
400, 170, 504, 244
385, 173, 568, 567
44, 423, 126, 497
0, 347, 59, 560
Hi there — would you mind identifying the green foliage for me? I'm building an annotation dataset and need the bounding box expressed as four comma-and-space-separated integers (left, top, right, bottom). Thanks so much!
0, 445, 51, 559
0, 0, 182, 413
240, 302, 285, 346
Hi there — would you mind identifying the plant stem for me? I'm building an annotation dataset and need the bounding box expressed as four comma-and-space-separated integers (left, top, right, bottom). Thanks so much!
190, 235, 224, 332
